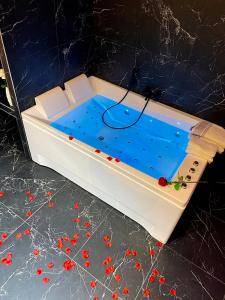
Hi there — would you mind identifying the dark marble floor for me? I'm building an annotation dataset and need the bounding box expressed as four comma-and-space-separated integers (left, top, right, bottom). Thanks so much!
0, 133, 225, 300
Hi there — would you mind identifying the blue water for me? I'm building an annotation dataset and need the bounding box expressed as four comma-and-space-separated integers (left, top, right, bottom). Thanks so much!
50, 95, 189, 180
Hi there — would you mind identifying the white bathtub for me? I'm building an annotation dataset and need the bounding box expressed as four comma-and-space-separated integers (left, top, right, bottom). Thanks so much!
22, 74, 207, 243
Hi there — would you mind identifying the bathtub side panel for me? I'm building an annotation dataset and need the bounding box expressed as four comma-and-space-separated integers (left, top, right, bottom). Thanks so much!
23, 116, 184, 243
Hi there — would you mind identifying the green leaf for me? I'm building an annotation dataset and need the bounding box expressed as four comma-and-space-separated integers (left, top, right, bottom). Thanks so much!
174, 183, 181, 191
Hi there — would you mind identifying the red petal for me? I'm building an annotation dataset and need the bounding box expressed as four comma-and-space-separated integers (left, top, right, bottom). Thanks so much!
84, 222, 91, 228
73, 218, 80, 223
112, 292, 119, 300
70, 239, 77, 246
63, 236, 70, 241
159, 276, 166, 284
57, 239, 64, 249
169, 288, 176, 296
0, 240, 3, 247
125, 249, 132, 257
48, 262, 54, 269
149, 249, 155, 256
107, 156, 113, 161
84, 261, 91, 268
74, 202, 79, 209
106, 256, 112, 263
106, 241, 112, 248
156, 241, 163, 247
26, 211, 33, 217
73, 233, 80, 240
82, 250, 89, 259
36, 268, 43, 275
122, 287, 129, 294
48, 202, 54, 208
103, 259, 109, 266
63, 259, 76, 270
24, 229, 31, 235
15, 232, 22, 239
90, 280, 97, 288
7, 252, 12, 259
25, 191, 31, 195
115, 158, 120, 163
0, 191, 5, 198
132, 250, 138, 256
93, 297, 99, 300
69, 136, 74, 140
135, 261, 142, 270
1, 233, 7, 239
47, 191, 53, 197
114, 274, 121, 282
143, 288, 150, 297
65, 247, 72, 254
85, 232, 91, 238
32, 249, 40, 256
149, 275, 155, 283
95, 149, 101, 153
29, 195, 35, 201
42, 277, 50, 283
103, 235, 110, 242
152, 268, 159, 276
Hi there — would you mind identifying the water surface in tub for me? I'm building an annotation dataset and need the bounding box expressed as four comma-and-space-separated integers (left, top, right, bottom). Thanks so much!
50, 95, 189, 180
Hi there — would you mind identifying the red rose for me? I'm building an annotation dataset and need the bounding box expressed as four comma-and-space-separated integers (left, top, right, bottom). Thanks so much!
143, 288, 150, 297
114, 274, 121, 282
48, 262, 54, 269
36, 268, 43, 275
158, 177, 168, 186
169, 288, 176, 296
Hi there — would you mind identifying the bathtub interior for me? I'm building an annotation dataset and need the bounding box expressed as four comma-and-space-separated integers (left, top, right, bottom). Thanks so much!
50, 94, 189, 181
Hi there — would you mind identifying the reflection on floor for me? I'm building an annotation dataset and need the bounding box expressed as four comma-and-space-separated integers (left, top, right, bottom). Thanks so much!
0, 130, 225, 300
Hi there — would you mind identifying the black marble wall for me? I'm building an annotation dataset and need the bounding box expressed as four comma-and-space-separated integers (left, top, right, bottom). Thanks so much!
0, 0, 225, 126
91, 0, 225, 126
0, 0, 93, 112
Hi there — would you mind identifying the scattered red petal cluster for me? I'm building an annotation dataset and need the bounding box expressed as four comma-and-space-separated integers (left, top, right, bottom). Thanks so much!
102, 234, 112, 248
125, 249, 138, 257
1, 252, 12, 265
